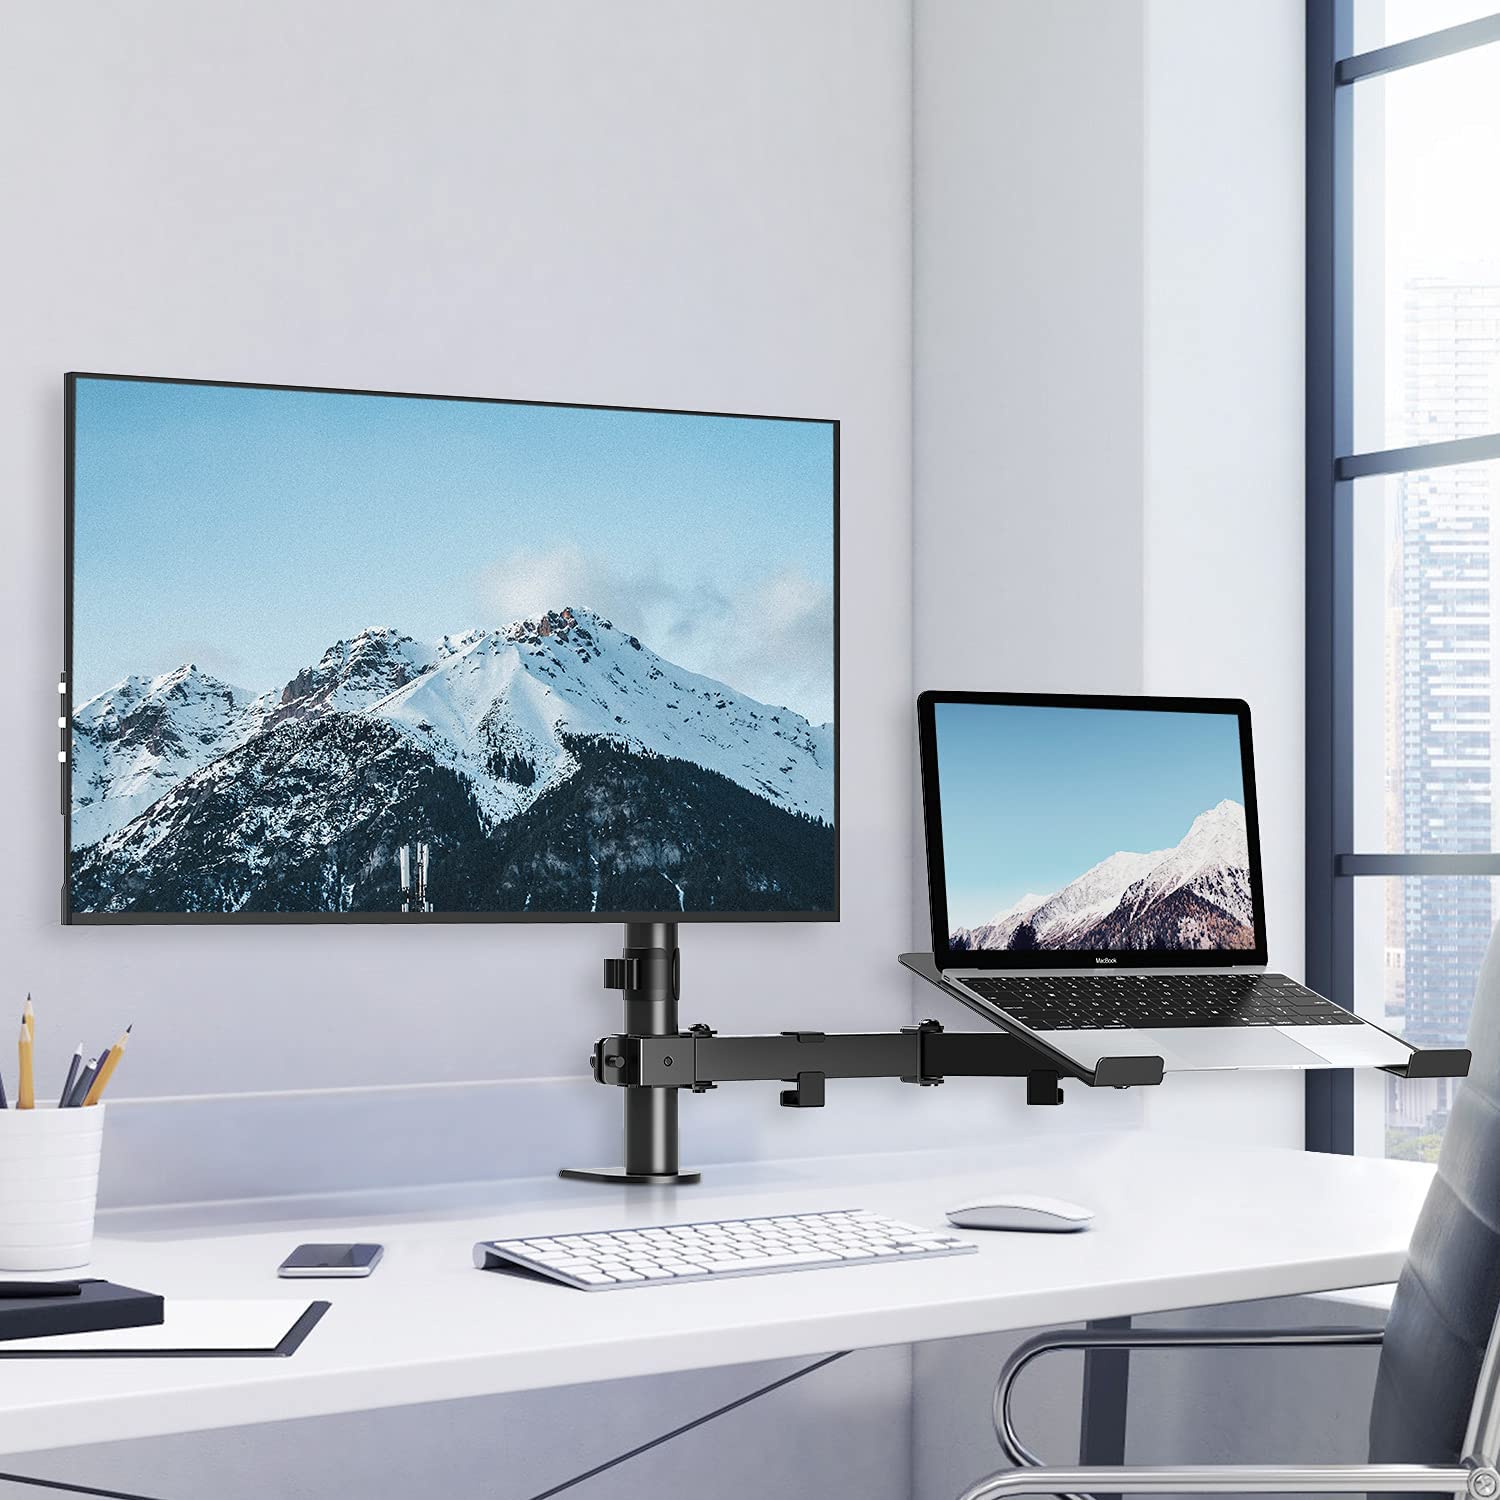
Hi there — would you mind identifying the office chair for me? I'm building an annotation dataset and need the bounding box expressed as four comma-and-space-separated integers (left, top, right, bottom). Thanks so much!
958, 921, 1500, 1500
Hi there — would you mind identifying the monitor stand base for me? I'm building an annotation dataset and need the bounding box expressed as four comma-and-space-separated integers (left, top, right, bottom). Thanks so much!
559, 1166, 701, 1186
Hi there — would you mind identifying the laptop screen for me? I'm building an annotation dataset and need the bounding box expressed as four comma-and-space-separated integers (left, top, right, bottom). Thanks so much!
922, 696, 1265, 965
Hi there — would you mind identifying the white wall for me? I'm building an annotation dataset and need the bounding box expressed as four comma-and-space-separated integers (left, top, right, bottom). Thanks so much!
0, 0, 916, 1174
913, 0, 1148, 701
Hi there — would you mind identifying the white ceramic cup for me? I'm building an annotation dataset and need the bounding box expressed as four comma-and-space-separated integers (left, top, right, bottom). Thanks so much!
0, 1104, 105, 1271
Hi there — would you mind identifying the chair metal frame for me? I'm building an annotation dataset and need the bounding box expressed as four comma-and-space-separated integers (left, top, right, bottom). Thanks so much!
959, 1320, 1500, 1500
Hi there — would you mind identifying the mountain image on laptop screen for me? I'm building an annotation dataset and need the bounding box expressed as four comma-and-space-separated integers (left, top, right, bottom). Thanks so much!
950, 799, 1252, 951
934, 702, 1253, 953
67, 378, 835, 918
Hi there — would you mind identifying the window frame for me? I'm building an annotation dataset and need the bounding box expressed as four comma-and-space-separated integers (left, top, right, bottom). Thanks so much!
1306, 1, 1500, 1153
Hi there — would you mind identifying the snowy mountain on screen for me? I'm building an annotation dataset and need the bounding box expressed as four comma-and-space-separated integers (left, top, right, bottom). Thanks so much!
372, 606, 832, 826
70, 664, 270, 848
69, 607, 834, 915
73, 608, 831, 843
952, 800, 1252, 952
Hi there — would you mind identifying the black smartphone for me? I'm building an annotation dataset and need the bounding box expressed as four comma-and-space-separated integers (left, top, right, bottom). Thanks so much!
277, 1243, 384, 1279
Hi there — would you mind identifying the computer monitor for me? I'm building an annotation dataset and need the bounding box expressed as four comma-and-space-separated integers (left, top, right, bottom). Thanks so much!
64, 374, 838, 925
917, 692, 1267, 967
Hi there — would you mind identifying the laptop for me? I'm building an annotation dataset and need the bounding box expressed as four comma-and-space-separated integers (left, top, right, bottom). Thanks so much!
917, 691, 1412, 1072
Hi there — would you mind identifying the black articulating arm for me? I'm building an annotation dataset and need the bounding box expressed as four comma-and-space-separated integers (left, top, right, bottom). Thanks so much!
588, 1021, 1161, 1102
562, 927, 1166, 1185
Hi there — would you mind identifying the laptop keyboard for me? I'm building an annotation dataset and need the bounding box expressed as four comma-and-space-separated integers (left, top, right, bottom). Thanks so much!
960, 974, 1363, 1030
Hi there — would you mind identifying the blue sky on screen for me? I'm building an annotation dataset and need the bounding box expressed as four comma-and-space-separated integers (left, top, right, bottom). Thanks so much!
71, 378, 836, 719
935, 702, 1246, 931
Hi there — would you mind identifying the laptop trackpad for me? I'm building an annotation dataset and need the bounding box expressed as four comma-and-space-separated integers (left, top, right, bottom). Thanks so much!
1145, 1026, 1327, 1071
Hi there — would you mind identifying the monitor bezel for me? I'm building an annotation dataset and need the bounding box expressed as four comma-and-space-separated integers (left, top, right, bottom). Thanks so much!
917, 689, 1268, 970
63, 371, 839, 926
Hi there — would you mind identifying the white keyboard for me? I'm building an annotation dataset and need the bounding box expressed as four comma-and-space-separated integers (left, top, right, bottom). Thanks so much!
473, 1209, 977, 1290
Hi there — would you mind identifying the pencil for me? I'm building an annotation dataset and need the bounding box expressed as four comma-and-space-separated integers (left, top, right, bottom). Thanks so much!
0, 1059, 7, 1111
66, 1058, 98, 1109
22, 998, 33, 1044
83, 1029, 130, 1106
58, 1045, 83, 1109
17, 1022, 34, 1111
80, 1047, 110, 1103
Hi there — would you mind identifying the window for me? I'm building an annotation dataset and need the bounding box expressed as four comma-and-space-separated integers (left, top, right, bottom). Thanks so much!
1308, 3, 1500, 1159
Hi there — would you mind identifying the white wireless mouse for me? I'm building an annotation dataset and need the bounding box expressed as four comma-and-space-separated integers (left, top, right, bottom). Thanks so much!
945, 1194, 1094, 1233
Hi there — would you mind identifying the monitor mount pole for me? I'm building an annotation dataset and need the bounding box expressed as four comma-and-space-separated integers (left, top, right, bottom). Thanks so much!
560, 922, 701, 1185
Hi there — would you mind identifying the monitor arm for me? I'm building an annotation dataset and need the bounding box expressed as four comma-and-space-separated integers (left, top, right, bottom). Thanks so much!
560, 925, 1166, 1185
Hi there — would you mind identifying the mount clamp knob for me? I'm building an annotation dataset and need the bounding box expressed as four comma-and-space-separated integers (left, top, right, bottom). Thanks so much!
604, 957, 643, 991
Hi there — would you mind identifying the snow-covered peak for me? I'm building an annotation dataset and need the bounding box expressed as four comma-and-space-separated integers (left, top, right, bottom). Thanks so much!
1159, 800, 1253, 924
1132, 799, 1249, 908
959, 890, 1056, 950
274, 627, 438, 720
72, 674, 150, 733
436, 628, 487, 659
1022, 849, 1157, 944
70, 664, 265, 848
502, 605, 598, 647
1182, 799, 1249, 866
988, 891, 1053, 924
74, 663, 253, 734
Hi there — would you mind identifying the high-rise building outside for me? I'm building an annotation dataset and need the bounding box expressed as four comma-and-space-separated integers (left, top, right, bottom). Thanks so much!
1385, 270, 1500, 1147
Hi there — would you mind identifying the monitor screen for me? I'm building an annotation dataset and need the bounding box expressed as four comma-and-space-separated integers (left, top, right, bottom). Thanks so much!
924, 697, 1261, 960
65, 375, 837, 922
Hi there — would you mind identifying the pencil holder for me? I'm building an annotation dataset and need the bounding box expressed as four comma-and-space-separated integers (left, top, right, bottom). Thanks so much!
0, 1104, 106, 1271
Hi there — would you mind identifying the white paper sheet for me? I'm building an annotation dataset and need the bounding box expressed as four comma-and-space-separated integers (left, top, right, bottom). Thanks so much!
0, 1299, 320, 1353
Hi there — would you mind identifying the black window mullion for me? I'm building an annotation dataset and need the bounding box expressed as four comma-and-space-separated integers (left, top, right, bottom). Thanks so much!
1336, 431, 1500, 482
1338, 856, 1500, 877
1335, 13, 1500, 85
1306, 0, 1355, 1154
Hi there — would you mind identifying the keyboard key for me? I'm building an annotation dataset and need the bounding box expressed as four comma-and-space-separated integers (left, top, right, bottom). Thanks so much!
701, 1252, 830, 1274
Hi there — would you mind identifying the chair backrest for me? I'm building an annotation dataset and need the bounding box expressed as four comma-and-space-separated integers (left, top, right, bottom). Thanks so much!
1369, 920, 1500, 1464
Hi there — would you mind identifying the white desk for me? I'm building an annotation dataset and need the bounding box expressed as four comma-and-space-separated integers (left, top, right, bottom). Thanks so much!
0, 1133, 1431, 1458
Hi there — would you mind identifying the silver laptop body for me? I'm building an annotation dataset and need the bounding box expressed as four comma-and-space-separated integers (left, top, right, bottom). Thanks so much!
917, 691, 1412, 1074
